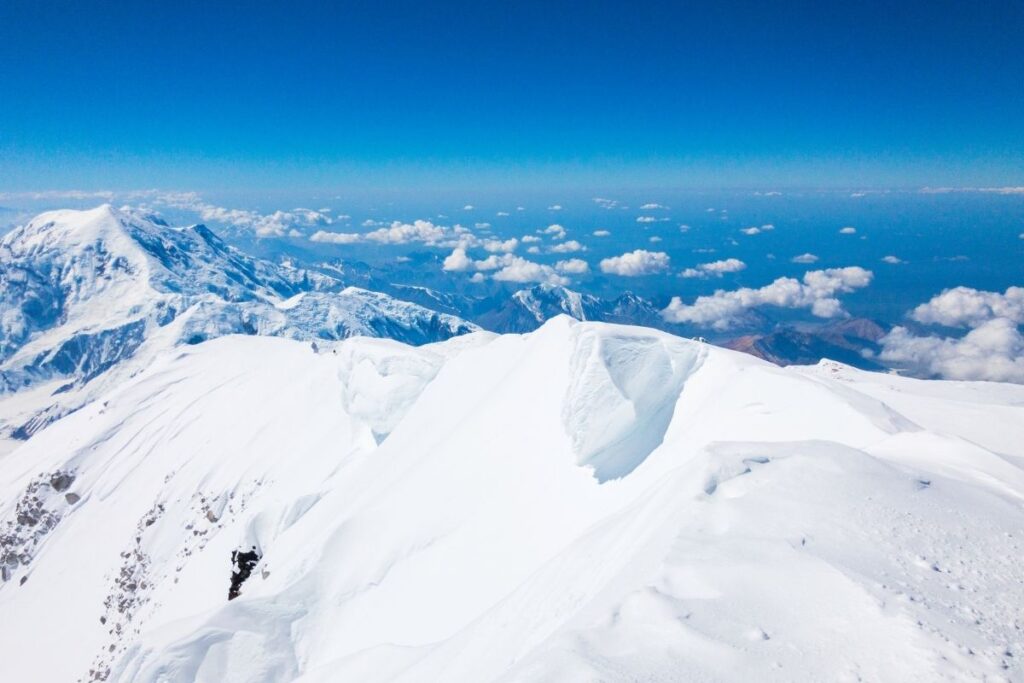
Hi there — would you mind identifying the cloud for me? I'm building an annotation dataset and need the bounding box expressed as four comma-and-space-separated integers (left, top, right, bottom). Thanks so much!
442, 248, 474, 272
463, 204, 474, 210
550, 240, 585, 253
555, 258, 589, 274
592, 197, 620, 209
543, 224, 567, 240
740, 227, 762, 235
364, 219, 446, 244
881, 255, 904, 264
680, 258, 747, 279
592, 229, 611, 237
496, 211, 510, 217
636, 216, 668, 223
910, 286, 1024, 328
493, 256, 568, 285
152, 191, 334, 237
679, 224, 690, 233
442, 249, 573, 285
920, 186, 1024, 195
548, 204, 563, 211
791, 253, 819, 264
309, 230, 361, 244
662, 266, 873, 329
640, 203, 669, 210
521, 235, 541, 243
481, 238, 518, 253
649, 236, 662, 243
527, 246, 541, 254
839, 226, 857, 234
877, 319, 1024, 383
599, 249, 670, 276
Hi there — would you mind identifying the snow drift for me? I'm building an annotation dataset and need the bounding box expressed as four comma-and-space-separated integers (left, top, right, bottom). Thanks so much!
0, 317, 1022, 682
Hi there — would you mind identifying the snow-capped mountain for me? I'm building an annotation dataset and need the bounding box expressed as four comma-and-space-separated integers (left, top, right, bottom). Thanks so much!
473, 283, 671, 334
1, 317, 1021, 682
0, 205, 476, 442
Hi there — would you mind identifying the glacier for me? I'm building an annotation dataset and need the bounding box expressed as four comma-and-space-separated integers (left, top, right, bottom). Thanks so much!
0, 317, 1022, 682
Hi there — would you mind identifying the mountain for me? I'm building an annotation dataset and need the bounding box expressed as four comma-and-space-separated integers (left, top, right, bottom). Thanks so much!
722, 318, 889, 370
472, 283, 673, 334
1, 317, 1021, 682
0, 206, 476, 442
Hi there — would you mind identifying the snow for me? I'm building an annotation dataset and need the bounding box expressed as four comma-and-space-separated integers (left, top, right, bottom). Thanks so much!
0, 206, 477, 443
0, 317, 1022, 682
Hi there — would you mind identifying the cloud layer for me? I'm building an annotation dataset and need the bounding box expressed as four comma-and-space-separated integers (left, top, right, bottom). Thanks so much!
662, 267, 873, 329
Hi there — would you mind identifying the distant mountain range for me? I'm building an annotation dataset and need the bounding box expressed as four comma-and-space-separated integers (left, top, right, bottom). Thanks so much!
0, 206, 889, 445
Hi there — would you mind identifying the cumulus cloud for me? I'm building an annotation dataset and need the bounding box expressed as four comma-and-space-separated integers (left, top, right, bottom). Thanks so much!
910, 286, 1024, 328
791, 253, 819, 264
364, 219, 446, 244
592, 197, 620, 209
740, 226, 762, 235
543, 224, 567, 240
680, 258, 747, 279
496, 211, 510, 217
839, 226, 857, 234
593, 229, 610, 237
636, 216, 669, 223
555, 258, 589, 274
649, 236, 662, 243
881, 255, 905, 264
877, 319, 1024, 383
548, 204, 563, 211
463, 204, 474, 210
481, 238, 518, 253
599, 249, 670, 276
442, 248, 474, 272
309, 230, 361, 244
640, 203, 669, 210
521, 235, 541, 243
150, 191, 334, 237
550, 240, 585, 253
662, 266, 873, 329
493, 256, 568, 285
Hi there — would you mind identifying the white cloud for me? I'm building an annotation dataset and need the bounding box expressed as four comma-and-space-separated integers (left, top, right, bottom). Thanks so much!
555, 258, 589, 274
679, 224, 691, 233
493, 256, 568, 285
636, 216, 668, 223
527, 246, 541, 254
496, 211, 510, 217
877, 319, 1024, 383
760, 224, 774, 231
791, 253, 819, 264
640, 203, 669, 210
740, 227, 762, 235
839, 226, 857, 234
521, 235, 541, 243
361, 219, 377, 227
543, 224, 567, 240
548, 204, 563, 211
881, 255, 905, 264
662, 266, 873, 329
592, 197, 619, 209
463, 204, 474, 210
474, 222, 492, 229
364, 219, 446, 244
516, 206, 526, 211
680, 258, 747, 279
309, 230, 361, 244
469, 272, 486, 283
910, 286, 1024, 328
550, 240, 585, 253
151, 191, 334, 237
442, 248, 474, 272
592, 229, 610, 237
481, 238, 518, 253
649, 236, 662, 243
600, 249, 670, 276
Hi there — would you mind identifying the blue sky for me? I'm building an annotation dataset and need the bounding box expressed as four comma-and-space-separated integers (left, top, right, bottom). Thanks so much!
1, 0, 1023, 192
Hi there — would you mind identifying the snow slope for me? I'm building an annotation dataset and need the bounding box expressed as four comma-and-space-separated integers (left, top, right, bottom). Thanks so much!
0, 317, 1022, 682
0, 205, 477, 441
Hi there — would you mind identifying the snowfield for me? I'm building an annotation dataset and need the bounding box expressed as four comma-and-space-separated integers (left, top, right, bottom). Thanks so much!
1, 317, 1023, 682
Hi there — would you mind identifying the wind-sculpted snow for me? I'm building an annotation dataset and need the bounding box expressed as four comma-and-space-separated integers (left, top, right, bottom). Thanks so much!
0, 205, 478, 444
563, 325, 704, 480
0, 319, 1022, 682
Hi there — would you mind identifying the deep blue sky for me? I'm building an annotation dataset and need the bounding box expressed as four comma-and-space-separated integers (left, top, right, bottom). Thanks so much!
1, 0, 1023, 192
